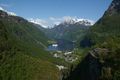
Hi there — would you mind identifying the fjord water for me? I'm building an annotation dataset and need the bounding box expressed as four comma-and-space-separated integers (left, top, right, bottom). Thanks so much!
47, 39, 75, 51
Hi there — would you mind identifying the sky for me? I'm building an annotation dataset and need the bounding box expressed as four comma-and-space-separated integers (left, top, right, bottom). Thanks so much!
0, 0, 112, 28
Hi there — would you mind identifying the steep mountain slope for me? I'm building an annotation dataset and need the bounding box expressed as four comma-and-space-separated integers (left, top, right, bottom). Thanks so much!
45, 19, 93, 41
65, 0, 120, 80
88, 0, 120, 45
0, 10, 60, 80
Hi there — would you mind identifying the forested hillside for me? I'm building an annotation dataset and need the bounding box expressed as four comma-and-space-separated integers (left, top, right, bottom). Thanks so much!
64, 0, 120, 80
0, 10, 60, 80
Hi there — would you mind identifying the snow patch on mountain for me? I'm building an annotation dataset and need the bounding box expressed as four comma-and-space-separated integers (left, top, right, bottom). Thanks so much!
0, 6, 16, 16
28, 18, 48, 28
28, 16, 95, 28
61, 16, 95, 26
0, 7, 4, 11
77, 19, 95, 25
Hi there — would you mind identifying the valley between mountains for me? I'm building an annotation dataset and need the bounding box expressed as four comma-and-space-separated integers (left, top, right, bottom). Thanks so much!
0, 0, 120, 80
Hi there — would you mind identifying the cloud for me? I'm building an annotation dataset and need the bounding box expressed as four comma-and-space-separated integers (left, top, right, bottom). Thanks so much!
28, 17, 63, 28
49, 17, 63, 26
49, 17, 56, 21
54, 22, 61, 25
28, 18, 49, 28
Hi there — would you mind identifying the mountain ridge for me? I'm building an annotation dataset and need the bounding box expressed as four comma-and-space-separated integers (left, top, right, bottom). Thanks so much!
0, 9, 61, 80
43, 19, 92, 42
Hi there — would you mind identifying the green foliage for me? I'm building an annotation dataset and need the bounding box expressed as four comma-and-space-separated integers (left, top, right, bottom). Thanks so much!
45, 23, 90, 42
87, 14, 120, 80
0, 15, 61, 80
0, 53, 60, 80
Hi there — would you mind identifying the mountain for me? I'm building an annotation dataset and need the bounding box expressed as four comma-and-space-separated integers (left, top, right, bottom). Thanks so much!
104, 0, 120, 16
64, 0, 120, 80
89, 0, 120, 44
0, 10, 61, 80
0, 7, 16, 16
44, 19, 94, 42
61, 18, 94, 26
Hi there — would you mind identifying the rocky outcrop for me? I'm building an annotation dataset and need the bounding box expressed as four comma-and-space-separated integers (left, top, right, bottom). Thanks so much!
63, 48, 110, 80
104, 0, 120, 16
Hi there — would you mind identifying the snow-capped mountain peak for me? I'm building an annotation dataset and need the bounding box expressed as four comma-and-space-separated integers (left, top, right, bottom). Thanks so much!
27, 16, 95, 28
0, 7, 17, 16
61, 17, 95, 26
76, 19, 95, 26
0, 7, 4, 11
63, 19, 76, 24
63, 16, 76, 24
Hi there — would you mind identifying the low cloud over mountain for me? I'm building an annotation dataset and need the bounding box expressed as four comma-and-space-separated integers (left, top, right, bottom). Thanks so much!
28, 16, 95, 28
